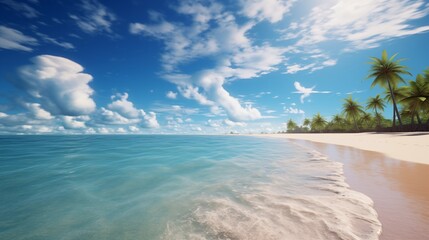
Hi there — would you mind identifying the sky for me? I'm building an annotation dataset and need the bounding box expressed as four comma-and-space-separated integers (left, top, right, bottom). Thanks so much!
1, 0, 429, 134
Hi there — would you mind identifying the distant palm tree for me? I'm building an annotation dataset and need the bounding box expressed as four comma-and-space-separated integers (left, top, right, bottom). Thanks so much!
360, 112, 373, 129
342, 96, 364, 131
332, 114, 343, 125
303, 118, 311, 131
311, 113, 327, 132
286, 119, 298, 132
366, 95, 385, 127
374, 112, 385, 127
401, 74, 429, 125
368, 50, 411, 127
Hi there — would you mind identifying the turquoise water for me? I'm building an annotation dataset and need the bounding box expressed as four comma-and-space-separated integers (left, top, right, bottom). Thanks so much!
0, 135, 381, 239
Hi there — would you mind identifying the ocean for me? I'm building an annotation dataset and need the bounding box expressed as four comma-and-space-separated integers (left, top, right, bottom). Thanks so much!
0, 135, 381, 239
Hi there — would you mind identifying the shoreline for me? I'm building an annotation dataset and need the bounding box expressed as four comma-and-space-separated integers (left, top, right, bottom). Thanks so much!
248, 133, 429, 239
249, 132, 429, 165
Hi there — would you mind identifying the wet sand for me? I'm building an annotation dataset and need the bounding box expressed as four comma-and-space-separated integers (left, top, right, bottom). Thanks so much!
290, 139, 429, 240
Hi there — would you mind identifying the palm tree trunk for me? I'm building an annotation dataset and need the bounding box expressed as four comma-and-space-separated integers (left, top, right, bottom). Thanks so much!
375, 109, 380, 127
393, 108, 396, 127
387, 80, 402, 127
353, 115, 358, 131
416, 112, 422, 125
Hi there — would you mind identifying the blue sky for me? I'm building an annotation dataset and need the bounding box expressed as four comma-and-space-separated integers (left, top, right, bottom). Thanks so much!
1, 0, 429, 134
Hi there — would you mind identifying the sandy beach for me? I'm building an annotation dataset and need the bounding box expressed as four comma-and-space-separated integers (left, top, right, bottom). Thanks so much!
257, 132, 429, 165
251, 132, 429, 240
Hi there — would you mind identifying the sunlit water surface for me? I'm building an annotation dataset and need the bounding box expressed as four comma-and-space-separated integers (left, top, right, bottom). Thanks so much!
0, 135, 381, 239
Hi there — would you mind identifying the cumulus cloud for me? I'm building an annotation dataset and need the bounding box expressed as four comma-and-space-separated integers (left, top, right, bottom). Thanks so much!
131, 2, 286, 122
166, 91, 177, 99
98, 92, 160, 128
108, 93, 142, 119
17, 55, 96, 116
70, 0, 116, 34
293, 81, 331, 103
24, 103, 53, 120
0, 25, 38, 51
240, 0, 296, 23
62, 116, 87, 129
98, 107, 136, 125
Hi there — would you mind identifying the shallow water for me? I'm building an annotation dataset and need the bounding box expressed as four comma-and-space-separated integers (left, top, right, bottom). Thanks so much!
0, 135, 381, 239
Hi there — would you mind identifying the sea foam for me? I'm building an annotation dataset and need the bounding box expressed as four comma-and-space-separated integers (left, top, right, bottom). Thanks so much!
162, 148, 381, 240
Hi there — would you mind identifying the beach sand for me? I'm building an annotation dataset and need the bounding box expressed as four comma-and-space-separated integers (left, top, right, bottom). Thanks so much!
257, 132, 429, 165
250, 132, 429, 240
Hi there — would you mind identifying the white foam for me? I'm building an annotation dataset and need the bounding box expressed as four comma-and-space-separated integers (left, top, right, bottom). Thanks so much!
161, 148, 382, 240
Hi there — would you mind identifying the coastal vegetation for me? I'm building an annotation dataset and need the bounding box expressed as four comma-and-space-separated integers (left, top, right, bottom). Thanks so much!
286, 50, 429, 133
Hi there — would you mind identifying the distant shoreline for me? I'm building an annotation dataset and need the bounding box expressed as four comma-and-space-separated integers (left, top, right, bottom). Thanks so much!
247, 132, 429, 165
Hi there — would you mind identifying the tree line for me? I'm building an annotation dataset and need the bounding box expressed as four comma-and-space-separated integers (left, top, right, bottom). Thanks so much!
286, 50, 429, 133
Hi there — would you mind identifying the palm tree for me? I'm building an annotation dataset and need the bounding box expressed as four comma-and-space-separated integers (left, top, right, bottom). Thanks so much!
401, 74, 429, 125
330, 114, 344, 131
366, 95, 385, 127
360, 112, 373, 129
342, 96, 364, 131
303, 118, 311, 131
286, 119, 298, 132
368, 50, 411, 127
384, 86, 408, 126
311, 113, 327, 132
374, 112, 385, 128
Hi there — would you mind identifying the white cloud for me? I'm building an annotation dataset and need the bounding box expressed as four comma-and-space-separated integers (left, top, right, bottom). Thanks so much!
142, 111, 160, 128
62, 116, 86, 129
129, 126, 139, 132
240, 0, 296, 23
293, 81, 331, 103
37, 33, 74, 49
18, 55, 96, 116
24, 103, 53, 120
98, 107, 138, 125
224, 119, 247, 127
0, 25, 37, 51
70, 0, 116, 34
130, 1, 287, 123
108, 93, 141, 119
116, 127, 126, 133
285, 63, 315, 74
99, 92, 160, 128
284, 106, 304, 114
287, 0, 429, 50
166, 91, 177, 99
0, 0, 40, 18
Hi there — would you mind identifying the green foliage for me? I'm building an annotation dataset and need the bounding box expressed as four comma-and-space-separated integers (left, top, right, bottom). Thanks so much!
368, 50, 411, 126
286, 119, 298, 132
284, 52, 428, 133
342, 96, 364, 131
310, 113, 327, 132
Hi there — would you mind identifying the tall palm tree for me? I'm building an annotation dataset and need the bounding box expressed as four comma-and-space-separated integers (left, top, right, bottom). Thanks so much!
401, 74, 429, 125
366, 95, 385, 127
311, 113, 327, 132
368, 50, 411, 127
384, 86, 408, 126
342, 96, 364, 131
